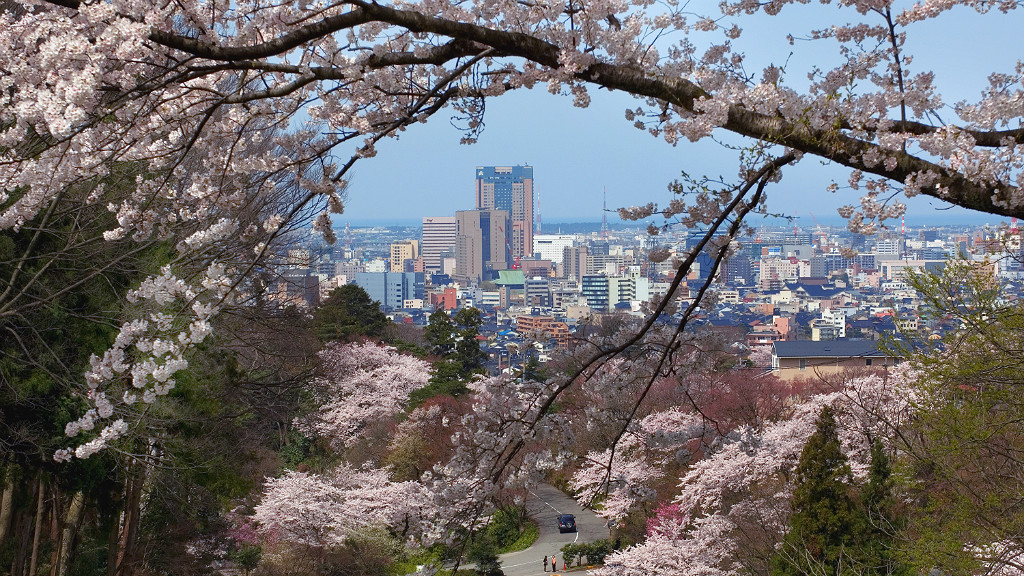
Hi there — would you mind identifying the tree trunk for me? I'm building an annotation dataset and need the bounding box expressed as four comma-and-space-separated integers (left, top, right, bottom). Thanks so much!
105, 504, 121, 576
49, 485, 62, 576
114, 460, 144, 576
14, 503, 34, 576
0, 470, 13, 544
29, 475, 45, 576
54, 491, 85, 576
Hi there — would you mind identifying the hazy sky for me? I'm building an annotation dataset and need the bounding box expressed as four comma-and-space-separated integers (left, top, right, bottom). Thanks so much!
338, 6, 1021, 228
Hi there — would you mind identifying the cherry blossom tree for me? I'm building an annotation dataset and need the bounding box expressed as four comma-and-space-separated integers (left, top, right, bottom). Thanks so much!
563, 326, 792, 521
593, 369, 913, 576
253, 466, 440, 547
570, 407, 705, 521
295, 340, 431, 451
0, 0, 1020, 458
249, 341, 446, 571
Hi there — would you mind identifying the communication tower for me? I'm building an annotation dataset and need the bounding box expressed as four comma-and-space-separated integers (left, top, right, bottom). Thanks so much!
601, 187, 610, 239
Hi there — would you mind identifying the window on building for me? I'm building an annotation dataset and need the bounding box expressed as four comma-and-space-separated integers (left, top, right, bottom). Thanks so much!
866, 358, 873, 366
799, 359, 807, 370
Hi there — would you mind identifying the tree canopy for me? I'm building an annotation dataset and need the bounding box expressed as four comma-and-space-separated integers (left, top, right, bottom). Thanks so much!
3, 1, 1024, 573
313, 284, 389, 342
1, 0, 1020, 456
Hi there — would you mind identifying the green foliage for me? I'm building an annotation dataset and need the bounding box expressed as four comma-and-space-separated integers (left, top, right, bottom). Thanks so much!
857, 440, 909, 576
587, 540, 613, 564
412, 308, 488, 407
425, 308, 486, 370
560, 539, 613, 566
406, 373, 470, 410
893, 258, 1024, 574
502, 520, 538, 553
314, 284, 390, 341
425, 309, 457, 356
481, 506, 536, 553
772, 406, 862, 576
278, 427, 315, 469
488, 508, 522, 550
387, 544, 454, 576
231, 544, 262, 576
451, 308, 487, 373
465, 531, 504, 576
521, 355, 546, 382
771, 408, 907, 576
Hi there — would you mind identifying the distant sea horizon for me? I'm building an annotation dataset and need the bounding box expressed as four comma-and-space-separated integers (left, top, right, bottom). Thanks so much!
338, 212, 1005, 229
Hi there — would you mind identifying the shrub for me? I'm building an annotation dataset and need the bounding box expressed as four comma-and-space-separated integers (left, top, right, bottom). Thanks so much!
560, 542, 580, 566
584, 539, 612, 564
562, 539, 613, 566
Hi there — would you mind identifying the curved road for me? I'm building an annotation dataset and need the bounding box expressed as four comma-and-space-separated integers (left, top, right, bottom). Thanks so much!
498, 484, 608, 576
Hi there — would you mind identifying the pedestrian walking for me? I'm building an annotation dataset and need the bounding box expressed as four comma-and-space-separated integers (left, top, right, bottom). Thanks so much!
543, 555, 548, 572
551, 555, 557, 572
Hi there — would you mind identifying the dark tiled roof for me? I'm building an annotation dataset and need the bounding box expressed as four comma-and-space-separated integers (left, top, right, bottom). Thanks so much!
791, 284, 845, 298
773, 340, 894, 358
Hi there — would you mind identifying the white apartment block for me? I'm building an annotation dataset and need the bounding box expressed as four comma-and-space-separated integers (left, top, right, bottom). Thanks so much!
533, 234, 576, 267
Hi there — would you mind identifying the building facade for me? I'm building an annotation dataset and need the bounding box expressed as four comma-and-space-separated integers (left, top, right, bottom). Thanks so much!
421, 216, 457, 271
390, 240, 419, 273
581, 273, 650, 311
516, 315, 572, 349
354, 272, 425, 310
455, 209, 511, 284
534, 234, 575, 268
771, 340, 900, 381
475, 166, 534, 262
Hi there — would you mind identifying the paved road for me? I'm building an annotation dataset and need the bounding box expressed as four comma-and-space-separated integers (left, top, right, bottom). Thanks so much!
498, 484, 608, 576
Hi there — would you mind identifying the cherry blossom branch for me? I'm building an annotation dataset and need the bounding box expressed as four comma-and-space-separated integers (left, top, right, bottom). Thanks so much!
585, 157, 782, 505
490, 153, 794, 485
36, 0, 1024, 218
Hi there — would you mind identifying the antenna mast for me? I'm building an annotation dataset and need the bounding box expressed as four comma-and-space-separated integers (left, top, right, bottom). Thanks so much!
601, 187, 609, 239
535, 183, 541, 235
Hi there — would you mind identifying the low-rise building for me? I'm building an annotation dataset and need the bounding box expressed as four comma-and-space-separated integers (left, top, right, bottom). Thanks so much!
771, 340, 900, 381
516, 315, 573, 349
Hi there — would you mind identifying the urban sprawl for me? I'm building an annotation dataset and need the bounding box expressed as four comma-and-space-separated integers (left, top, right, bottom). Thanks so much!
272, 165, 1018, 378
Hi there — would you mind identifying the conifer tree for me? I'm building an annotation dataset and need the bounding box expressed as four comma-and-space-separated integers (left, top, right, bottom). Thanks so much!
772, 406, 861, 576
855, 439, 908, 576
313, 284, 389, 342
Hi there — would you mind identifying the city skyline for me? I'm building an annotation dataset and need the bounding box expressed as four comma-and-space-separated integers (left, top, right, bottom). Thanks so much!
338, 98, 1012, 228
333, 6, 1021, 230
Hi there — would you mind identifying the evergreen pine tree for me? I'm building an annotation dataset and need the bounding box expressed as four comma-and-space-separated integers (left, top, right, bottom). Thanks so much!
772, 406, 861, 576
855, 439, 908, 576
313, 284, 389, 341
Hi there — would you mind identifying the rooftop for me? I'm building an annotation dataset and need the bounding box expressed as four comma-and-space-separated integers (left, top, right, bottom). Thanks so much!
773, 340, 894, 358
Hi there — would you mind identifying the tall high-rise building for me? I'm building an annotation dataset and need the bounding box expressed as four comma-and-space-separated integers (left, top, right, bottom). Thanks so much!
390, 239, 418, 272
421, 216, 458, 272
455, 209, 510, 284
475, 166, 533, 262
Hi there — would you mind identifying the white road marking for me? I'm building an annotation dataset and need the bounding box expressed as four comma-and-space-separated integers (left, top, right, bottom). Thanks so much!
527, 488, 561, 513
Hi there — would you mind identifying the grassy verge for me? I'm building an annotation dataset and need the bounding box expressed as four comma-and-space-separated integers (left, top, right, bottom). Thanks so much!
498, 520, 538, 554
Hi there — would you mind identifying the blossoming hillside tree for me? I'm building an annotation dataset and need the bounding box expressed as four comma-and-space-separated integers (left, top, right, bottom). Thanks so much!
252, 341, 442, 571
595, 371, 913, 576
255, 340, 575, 572
2, 0, 1020, 457
1, 0, 1023, 569
295, 340, 431, 452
